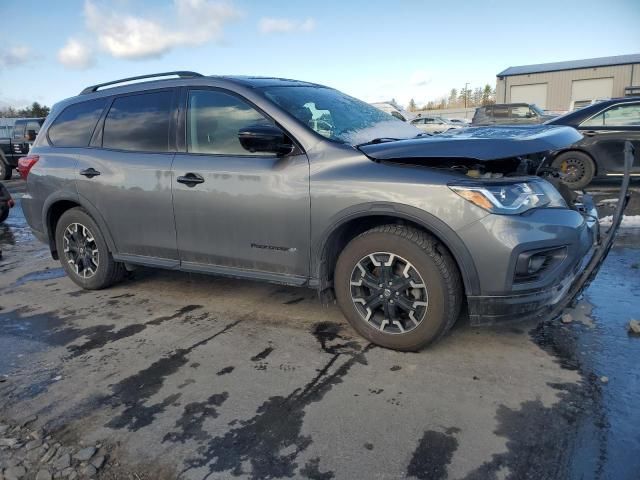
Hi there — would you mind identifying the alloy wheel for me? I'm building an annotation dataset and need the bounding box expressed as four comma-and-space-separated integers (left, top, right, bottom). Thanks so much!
63, 222, 99, 279
349, 252, 428, 334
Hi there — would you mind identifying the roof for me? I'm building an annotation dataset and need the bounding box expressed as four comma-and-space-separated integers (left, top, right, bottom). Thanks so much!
219, 76, 323, 88
497, 53, 640, 77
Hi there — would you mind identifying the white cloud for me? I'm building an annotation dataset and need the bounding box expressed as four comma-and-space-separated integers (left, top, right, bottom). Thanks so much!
84, 0, 241, 60
57, 38, 94, 69
0, 45, 32, 68
258, 17, 316, 34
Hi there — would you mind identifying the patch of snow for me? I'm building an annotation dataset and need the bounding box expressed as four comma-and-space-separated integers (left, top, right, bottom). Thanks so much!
599, 215, 640, 228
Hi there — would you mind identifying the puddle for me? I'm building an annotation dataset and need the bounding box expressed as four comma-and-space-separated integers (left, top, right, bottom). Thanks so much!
11, 268, 66, 288
0, 199, 34, 246
529, 246, 640, 479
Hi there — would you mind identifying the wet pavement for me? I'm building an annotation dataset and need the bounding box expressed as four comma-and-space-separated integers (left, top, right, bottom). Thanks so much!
1, 178, 639, 480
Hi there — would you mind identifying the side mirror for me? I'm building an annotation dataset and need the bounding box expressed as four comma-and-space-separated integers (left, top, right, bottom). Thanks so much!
238, 124, 293, 156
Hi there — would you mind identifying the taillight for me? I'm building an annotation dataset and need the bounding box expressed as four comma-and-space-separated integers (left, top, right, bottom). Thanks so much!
17, 155, 39, 179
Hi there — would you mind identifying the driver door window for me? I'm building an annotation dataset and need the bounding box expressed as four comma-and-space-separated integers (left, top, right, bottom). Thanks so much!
187, 90, 274, 156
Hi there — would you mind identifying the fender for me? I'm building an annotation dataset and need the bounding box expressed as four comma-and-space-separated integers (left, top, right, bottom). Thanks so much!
314, 202, 481, 296
42, 190, 118, 255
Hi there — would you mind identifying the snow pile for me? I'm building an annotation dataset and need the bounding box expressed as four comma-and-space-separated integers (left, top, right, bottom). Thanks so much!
599, 215, 640, 228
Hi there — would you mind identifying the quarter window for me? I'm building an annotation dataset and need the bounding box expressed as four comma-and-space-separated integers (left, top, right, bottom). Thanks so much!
48, 99, 106, 147
582, 103, 640, 127
103, 91, 173, 152
187, 90, 274, 156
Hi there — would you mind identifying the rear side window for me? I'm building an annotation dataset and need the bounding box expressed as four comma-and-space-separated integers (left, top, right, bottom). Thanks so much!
12, 123, 25, 140
493, 106, 509, 118
48, 99, 106, 147
103, 91, 173, 152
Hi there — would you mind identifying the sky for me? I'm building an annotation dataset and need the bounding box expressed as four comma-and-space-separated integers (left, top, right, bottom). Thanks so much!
0, 0, 639, 110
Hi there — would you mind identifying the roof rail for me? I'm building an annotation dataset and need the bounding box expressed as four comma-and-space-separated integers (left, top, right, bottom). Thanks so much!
80, 71, 204, 95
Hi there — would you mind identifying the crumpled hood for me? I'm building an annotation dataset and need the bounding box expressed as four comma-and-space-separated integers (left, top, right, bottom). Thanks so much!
358, 125, 582, 162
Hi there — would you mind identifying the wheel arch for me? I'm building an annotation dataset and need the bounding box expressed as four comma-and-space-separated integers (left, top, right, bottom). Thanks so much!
315, 205, 480, 299
43, 193, 117, 260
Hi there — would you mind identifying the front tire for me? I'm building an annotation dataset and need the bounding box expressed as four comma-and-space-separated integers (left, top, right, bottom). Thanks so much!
552, 151, 595, 190
334, 225, 462, 351
55, 207, 125, 289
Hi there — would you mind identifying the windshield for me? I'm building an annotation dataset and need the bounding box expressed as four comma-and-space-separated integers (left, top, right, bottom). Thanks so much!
531, 104, 545, 116
260, 85, 422, 145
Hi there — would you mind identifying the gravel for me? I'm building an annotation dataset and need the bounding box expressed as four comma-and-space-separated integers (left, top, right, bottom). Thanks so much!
0, 420, 108, 480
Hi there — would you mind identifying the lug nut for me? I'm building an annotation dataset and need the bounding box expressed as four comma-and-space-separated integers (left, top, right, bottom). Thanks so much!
379, 283, 383, 288
388, 281, 393, 286
395, 291, 399, 296
389, 300, 394, 304
379, 294, 383, 299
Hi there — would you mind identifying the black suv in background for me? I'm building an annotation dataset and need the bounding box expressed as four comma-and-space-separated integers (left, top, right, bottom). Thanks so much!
472, 103, 555, 126
0, 117, 45, 179
545, 97, 640, 189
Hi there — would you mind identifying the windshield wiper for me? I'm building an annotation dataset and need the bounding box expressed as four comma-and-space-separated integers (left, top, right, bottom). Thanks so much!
356, 137, 400, 147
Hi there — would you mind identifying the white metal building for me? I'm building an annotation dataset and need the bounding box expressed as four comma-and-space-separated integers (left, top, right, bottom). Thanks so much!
495, 54, 640, 112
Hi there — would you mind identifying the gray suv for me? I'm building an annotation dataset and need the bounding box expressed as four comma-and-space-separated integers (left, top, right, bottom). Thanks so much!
20, 72, 630, 350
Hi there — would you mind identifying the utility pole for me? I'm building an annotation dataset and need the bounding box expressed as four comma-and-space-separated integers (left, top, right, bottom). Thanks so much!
464, 82, 469, 109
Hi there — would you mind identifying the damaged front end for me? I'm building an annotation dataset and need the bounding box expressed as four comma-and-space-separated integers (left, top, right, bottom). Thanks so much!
358, 127, 633, 326
359, 124, 583, 208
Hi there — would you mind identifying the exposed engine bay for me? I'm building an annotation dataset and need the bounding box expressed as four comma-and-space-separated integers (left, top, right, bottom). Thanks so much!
383, 153, 581, 210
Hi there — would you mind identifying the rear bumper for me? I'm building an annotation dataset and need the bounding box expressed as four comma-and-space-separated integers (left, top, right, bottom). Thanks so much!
467, 141, 634, 326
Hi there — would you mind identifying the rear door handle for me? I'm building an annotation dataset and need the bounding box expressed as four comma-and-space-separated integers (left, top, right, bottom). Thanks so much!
79, 168, 101, 178
177, 172, 205, 186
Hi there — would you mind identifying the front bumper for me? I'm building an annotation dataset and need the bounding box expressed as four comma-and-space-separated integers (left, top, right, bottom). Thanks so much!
466, 141, 634, 326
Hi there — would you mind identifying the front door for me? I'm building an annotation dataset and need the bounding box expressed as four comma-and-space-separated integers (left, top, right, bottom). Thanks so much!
578, 101, 640, 174
75, 89, 179, 261
171, 88, 310, 280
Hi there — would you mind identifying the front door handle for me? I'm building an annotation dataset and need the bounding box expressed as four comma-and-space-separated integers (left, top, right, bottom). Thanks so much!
79, 168, 101, 178
583, 130, 597, 137
177, 172, 205, 186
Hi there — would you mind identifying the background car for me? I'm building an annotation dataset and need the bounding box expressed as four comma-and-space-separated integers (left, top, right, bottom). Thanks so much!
447, 118, 471, 126
0, 117, 45, 180
472, 103, 555, 126
544, 97, 640, 189
370, 101, 413, 122
410, 116, 461, 134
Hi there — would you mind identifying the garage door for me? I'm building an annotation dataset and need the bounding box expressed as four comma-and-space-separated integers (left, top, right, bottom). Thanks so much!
571, 78, 613, 109
510, 83, 548, 109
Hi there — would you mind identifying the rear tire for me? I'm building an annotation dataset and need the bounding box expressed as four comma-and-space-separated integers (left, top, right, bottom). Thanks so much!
55, 207, 125, 289
334, 225, 462, 351
552, 151, 595, 190
0, 159, 12, 181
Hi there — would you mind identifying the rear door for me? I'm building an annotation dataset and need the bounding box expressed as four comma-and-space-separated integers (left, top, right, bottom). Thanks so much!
171, 88, 310, 280
578, 102, 640, 174
75, 89, 179, 261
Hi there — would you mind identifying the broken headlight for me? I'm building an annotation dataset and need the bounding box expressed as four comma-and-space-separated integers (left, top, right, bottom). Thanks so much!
449, 180, 566, 215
